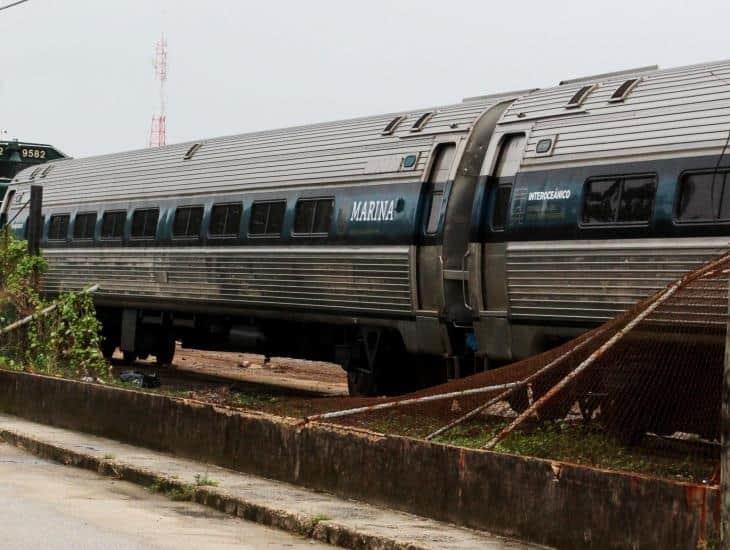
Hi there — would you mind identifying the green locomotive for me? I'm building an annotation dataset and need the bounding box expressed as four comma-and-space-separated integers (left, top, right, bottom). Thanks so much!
0, 139, 66, 195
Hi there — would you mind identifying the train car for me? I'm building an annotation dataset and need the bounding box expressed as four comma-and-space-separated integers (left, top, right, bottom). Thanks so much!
0, 139, 66, 193
466, 59, 730, 363
4, 58, 729, 395
0, 92, 528, 395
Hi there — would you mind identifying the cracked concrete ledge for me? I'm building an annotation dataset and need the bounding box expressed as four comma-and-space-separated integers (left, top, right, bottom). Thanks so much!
0, 415, 535, 550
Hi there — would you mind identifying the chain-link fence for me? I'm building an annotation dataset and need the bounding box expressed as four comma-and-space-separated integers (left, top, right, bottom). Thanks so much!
305, 254, 730, 484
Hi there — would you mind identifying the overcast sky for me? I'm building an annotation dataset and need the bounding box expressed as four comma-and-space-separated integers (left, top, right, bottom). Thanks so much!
0, 0, 727, 157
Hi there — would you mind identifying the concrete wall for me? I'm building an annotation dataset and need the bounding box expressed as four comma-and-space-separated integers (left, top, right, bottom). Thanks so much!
0, 369, 719, 548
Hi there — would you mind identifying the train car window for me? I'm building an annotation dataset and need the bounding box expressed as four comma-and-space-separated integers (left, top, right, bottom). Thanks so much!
293, 199, 333, 235
381, 115, 405, 136
131, 208, 159, 239
424, 143, 455, 235
172, 206, 204, 237
718, 175, 730, 219
410, 112, 433, 132
425, 193, 443, 234
210, 203, 243, 237
566, 84, 596, 108
677, 171, 729, 222
312, 199, 334, 233
494, 135, 526, 179
609, 78, 640, 102
73, 212, 97, 240
583, 180, 620, 224
101, 211, 126, 239
583, 176, 656, 225
48, 214, 70, 241
492, 186, 513, 230
249, 201, 285, 236
617, 177, 656, 222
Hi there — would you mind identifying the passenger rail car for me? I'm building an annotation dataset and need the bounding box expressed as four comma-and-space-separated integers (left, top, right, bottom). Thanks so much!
466, 59, 730, 363
4, 58, 730, 395
2, 92, 525, 394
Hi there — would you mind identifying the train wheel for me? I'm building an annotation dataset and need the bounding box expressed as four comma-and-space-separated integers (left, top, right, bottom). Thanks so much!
100, 338, 116, 360
347, 369, 377, 396
121, 351, 138, 365
155, 332, 176, 366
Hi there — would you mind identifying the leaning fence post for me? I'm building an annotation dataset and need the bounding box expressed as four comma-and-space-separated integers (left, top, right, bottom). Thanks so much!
722, 279, 730, 547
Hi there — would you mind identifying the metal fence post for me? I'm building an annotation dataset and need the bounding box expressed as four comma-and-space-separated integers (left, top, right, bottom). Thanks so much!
723, 280, 730, 547
27, 184, 42, 256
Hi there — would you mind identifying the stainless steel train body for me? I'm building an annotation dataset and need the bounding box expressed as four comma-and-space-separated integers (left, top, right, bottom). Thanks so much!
4, 59, 730, 394
467, 59, 730, 363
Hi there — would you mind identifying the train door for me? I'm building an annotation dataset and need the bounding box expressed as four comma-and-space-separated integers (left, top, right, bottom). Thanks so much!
476, 133, 526, 361
416, 143, 456, 311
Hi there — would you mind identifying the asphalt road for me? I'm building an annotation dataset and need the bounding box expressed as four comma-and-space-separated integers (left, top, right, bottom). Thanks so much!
0, 442, 326, 549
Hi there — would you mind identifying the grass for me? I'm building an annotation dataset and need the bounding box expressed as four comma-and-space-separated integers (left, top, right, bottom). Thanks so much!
435, 418, 716, 483
311, 513, 331, 525
148, 480, 196, 502
194, 472, 218, 487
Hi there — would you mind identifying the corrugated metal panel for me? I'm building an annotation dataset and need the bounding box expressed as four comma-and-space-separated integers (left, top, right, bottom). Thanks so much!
505, 237, 730, 322
42, 246, 413, 316
500, 59, 730, 167
15, 98, 508, 207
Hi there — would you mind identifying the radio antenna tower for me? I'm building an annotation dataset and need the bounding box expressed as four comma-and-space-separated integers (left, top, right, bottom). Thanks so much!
149, 33, 168, 147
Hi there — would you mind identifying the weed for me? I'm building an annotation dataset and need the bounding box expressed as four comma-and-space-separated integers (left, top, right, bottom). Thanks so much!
147, 479, 196, 501
311, 513, 331, 525
194, 472, 218, 487
167, 484, 196, 502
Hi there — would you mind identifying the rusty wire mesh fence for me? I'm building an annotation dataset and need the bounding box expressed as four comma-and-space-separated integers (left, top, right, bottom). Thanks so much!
305, 253, 730, 484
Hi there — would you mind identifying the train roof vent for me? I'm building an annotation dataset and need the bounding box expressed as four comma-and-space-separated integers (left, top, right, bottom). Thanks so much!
183, 142, 203, 160
566, 84, 597, 108
381, 115, 406, 136
410, 112, 434, 132
40, 164, 55, 178
609, 78, 641, 102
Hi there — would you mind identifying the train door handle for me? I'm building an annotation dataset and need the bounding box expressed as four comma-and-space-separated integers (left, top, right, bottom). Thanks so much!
461, 249, 473, 311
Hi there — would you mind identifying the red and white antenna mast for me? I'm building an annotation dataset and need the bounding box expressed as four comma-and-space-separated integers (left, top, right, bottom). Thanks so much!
149, 33, 168, 147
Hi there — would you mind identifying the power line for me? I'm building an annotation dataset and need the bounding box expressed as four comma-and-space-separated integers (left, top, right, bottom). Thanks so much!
0, 0, 29, 12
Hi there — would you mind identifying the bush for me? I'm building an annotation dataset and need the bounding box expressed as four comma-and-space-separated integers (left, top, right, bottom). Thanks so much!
0, 229, 109, 381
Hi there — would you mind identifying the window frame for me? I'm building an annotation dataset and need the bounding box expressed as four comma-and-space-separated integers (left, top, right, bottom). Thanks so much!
130, 207, 159, 240
72, 211, 97, 241
209, 202, 243, 239
248, 200, 286, 238
580, 173, 657, 228
674, 169, 730, 225
100, 210, 127, 241
171, 205, 205, 239
292, 198, 334, 237
47, 213, 70, 241
490, 183, 513, 232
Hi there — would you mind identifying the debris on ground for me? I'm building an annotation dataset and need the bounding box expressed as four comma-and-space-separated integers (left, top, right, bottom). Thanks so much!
119, 370, 161, 388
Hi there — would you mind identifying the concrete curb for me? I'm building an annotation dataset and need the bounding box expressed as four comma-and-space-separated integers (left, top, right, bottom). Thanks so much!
0, 428, 422, 550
